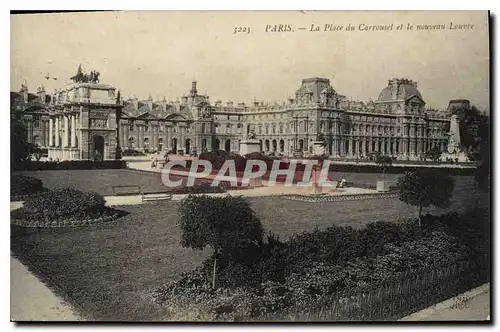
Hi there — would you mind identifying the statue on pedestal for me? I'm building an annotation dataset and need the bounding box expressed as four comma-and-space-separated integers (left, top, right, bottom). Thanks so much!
246, 129, 257, 140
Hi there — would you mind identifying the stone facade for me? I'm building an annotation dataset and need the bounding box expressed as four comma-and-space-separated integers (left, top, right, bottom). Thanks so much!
12, 77, 455, 160
118, 77, 451, 160
11, 81, 122, 161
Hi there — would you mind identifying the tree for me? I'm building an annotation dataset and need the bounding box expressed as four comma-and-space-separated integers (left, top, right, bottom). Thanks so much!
397, 170, 455, 227
454, 105, 490, 191
179, 195, 263, 289
375, 152, 392, 182
11, 108, 34, 170
425, 145, 442, 162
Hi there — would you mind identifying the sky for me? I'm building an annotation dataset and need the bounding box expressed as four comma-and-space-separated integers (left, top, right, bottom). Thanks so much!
10, 11, 490, 111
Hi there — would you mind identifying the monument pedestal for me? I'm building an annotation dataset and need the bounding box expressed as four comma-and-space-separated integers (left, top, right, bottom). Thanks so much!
440, 151, 468, 163
249, 177, 263, 187
376, 180, 390, 192
311, 182, 323, 194
240, 139, 261, 155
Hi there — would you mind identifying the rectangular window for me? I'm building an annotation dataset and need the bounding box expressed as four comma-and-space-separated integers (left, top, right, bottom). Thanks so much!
129, 122, 134, 131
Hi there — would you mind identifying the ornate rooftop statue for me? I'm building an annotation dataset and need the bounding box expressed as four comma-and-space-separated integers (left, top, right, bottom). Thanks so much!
70, 65, 100, 83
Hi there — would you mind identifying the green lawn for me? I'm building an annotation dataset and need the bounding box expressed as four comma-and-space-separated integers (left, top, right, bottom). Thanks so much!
12, 169, 212, 196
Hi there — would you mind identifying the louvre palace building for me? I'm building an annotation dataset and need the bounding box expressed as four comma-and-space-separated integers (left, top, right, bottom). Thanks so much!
11, 75, 462, 160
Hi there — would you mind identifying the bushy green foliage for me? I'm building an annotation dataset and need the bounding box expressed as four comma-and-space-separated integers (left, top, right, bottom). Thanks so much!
21, 188, 106, 221
171, 182, 227, 195
11, 174, 44, 197
397, 170, 455, 221
11, 110, 34, 170
15, 160, 127, 171
179, 195, 264, 259
199, 150, 247, 170
155, 208, 488, 321
375, 153, 393, 177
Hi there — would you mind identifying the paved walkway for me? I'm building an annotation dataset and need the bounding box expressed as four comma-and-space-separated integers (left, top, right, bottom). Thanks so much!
10, 257, 80, 321
400, 283, 490, 321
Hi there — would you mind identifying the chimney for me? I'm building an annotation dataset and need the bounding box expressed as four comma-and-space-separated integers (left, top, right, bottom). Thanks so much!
190, 81, 198, 96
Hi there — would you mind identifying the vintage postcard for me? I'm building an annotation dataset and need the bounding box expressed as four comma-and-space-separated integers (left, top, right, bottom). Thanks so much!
10, 10, 490, 322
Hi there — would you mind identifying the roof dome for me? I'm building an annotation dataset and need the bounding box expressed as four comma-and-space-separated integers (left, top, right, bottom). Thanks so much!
377, 78, 423, 102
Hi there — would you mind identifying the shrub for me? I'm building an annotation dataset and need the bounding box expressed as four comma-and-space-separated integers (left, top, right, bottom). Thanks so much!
171, 183, 227, 195
154, 209, 487, 321
20, 188, 107, 222
199, 150, 246, 170
179, 195, 264, 288
14, 160, 127, 171
11, 174, 44, 197
397, 170, 455, 224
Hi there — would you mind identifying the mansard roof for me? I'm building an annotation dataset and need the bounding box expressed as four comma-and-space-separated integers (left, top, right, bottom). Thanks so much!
136, 111, 158, 120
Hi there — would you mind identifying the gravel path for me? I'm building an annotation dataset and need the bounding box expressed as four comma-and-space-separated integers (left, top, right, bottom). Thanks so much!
10, 257, 80, 321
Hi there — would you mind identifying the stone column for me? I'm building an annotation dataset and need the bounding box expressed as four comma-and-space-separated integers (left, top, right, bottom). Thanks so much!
55, 116, 60, 147
71, 115, 76, 147
49, 118, 53, 147
137, 125, 141, 149
63, 115, 68, 147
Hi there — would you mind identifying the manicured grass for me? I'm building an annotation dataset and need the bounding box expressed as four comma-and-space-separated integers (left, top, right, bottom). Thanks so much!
13, 169, 482, 197
12, 169, 213, 196
11, 202, 210, 321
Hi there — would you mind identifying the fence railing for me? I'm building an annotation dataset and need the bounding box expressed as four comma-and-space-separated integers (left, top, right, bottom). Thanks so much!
274, 260, 489, 321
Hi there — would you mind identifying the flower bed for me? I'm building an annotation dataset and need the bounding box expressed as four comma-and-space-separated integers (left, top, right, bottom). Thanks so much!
170, 183, 227, 195
11, 207, 125, 228
280, 193, 398, 202
10, 188, 126, 228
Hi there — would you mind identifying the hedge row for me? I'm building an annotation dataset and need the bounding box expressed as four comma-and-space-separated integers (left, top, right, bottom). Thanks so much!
14, 160, 128, 171
183, 159, 475, 176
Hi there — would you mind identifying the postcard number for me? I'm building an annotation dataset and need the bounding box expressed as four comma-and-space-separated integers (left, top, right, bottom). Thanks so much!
233, 27, 251, 35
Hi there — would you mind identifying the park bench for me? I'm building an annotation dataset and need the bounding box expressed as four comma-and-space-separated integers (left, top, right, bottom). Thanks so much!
141, 191, 173, 202
111, 185, 173, 202
112, 185, 143, 196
